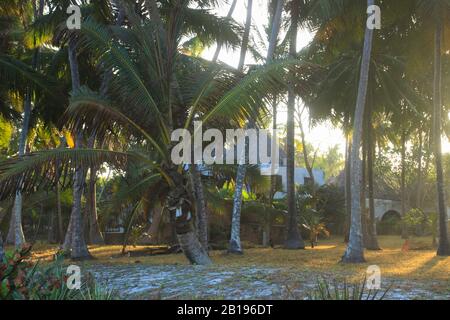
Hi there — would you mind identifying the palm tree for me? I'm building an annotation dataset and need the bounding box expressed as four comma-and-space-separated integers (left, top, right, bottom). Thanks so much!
431, 5, 450, 256
285, 0, 305, 249
64, 37, 91, 260
341, 0, 376, 263
2, 0, 47, 247
0, 2, 314, 264
229, 0, 285, 254
228, 0, 253, 254
414, 0, 450, 256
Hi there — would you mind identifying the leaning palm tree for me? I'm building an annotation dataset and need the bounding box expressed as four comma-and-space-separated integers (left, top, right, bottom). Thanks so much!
0, 2, 316, 264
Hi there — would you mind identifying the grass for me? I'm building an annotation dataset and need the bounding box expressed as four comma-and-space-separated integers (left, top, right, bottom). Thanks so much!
12, 236, 450, 283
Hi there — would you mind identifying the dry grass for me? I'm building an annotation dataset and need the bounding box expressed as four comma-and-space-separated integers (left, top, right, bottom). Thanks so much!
13, 236, 450, 282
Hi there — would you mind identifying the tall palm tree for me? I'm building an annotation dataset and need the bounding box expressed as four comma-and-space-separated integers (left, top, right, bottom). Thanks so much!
229, 0, 285, 254
285, 0, 305, 249
341, 0, 376, 263
64, 37, 91, 260
228, 0, 253, 254
431, 5, 450, 256
415, 0, 450, 256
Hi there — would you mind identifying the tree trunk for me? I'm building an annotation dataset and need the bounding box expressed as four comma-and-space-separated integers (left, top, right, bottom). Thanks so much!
56, 182, 64, 243
177, 232, 212, 265
400, 129, 409, 239
168, 171, 211, 265
7, 0, 46, 248
229, 163, 246, 253
66, 38, 90, 260
191, 165, 208, 250
433, 21, 450, 256
47, 209, 55, 243
267, 0, 284, 62
361, 133, 369, 246
416, 129, 423, 209
366, 107, 381, 250
285, 3, 305, 249
0, 231, 4, 261
147, 205, 163, 244
228, 0, 253, 254
344, 118, 352, 242
88, 167, 104, 244
341, 0, 375, 263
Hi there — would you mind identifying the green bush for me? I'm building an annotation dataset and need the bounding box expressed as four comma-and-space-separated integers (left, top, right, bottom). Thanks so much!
0, 244, 117, 300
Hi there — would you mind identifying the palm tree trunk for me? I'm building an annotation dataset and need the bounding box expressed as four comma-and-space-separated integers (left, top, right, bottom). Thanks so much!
7, 0, 46, 248
10, 88, 30, 246
298, 113, 315, 187
147, 205, 163, 244
366, 106, 380, 250
361, 133, 369, 246
56, 181, 64, 243
344, 116, 352, 242
341, 0, 375, 263
267, 0, 284, 62
228, 0, 253, 254
168, 171, 211, 265
0, 231, 4, 261
400, 129, 408, 239
285, 1, 305, 249
66, 38, 90, 260
433, 20, 450, 256
229, 163, 246, 253
191, 165, 208, 250
88, 167, 104, 244
416, 129, 423, 209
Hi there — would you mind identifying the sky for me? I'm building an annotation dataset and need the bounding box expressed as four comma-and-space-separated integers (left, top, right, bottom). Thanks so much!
201, 0, 450, 156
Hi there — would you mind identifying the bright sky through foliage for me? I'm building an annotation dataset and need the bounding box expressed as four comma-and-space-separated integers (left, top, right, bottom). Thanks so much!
202, 0, 450, 155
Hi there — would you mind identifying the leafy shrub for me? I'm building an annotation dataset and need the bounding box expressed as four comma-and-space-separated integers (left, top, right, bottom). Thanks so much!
0, 244, 34, 299
402, 208, 431, 236
0, 244, 117, 300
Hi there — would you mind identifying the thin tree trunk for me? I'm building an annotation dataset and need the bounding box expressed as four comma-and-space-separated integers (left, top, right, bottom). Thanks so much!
366, 106, 381, 250
267, 0, 284, 63
400, 129, 408, 239
66, 38, 90, 260
88, 167, 103, 244
285, 1, 305, 249
47, 209, 55, 243
361, 132, 369, 246
298, 112, 315, 186
265, 96, 278, 248
416, 129, 423, 209
228, 0, 253, 254
433, 20, 450, 256
0, 231, 4, 261
191, 166, 208, 250
341, 0, 375, 263
229, 163, 246, 253
56, 182, 64, 243
344, 116, 352, 242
